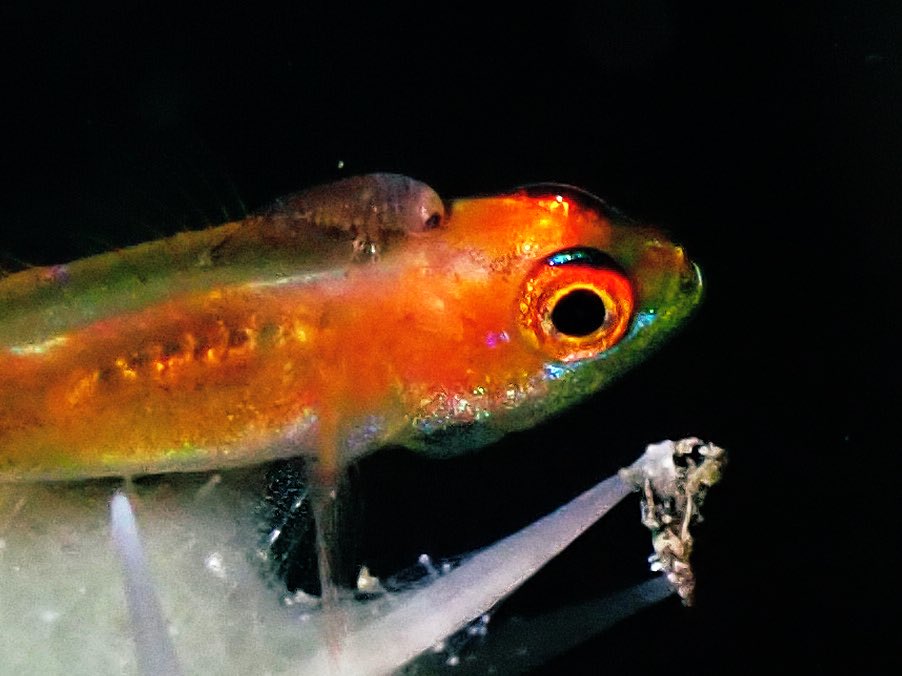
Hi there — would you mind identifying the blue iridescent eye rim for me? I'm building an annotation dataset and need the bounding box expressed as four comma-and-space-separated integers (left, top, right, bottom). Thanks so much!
545, 247, 624, 273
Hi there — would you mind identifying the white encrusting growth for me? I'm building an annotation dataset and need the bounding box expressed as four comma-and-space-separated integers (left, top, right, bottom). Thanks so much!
619, 437, 727, 604
110, 492, 182, 676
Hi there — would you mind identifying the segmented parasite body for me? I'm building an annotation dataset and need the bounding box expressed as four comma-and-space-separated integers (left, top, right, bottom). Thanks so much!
0, 174, 702, 483
266, 173, 446, 260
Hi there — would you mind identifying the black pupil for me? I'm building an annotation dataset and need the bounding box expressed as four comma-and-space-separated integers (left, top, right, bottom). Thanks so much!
550, 289, 607, 336
424, 212, 442, 229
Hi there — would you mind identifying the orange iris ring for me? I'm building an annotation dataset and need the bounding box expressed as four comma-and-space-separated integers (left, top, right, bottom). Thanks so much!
521, 265, 635, 362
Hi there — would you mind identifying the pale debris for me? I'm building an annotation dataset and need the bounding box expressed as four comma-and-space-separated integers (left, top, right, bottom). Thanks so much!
355, 565, 385, 595
619, 437, 727, 605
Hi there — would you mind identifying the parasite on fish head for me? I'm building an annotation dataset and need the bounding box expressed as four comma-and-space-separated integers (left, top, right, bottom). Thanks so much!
268, 173, 446, 261
381, 173, 446, 233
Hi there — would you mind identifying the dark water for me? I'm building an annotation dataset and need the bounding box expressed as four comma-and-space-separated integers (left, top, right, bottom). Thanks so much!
2, 2, 894, 673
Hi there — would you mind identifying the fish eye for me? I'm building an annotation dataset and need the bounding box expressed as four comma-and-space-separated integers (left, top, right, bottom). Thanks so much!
518, 247, 635, 362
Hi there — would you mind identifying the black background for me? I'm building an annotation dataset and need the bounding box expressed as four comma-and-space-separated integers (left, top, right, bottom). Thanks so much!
1, 2, 895, 674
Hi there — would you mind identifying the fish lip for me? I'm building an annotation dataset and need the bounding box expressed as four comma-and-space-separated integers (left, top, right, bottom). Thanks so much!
687, 259, 704, 296
691, 260, 705, 308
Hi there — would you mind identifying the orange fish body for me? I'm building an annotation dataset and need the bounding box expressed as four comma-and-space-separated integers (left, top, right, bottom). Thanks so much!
0, 175, 701, 482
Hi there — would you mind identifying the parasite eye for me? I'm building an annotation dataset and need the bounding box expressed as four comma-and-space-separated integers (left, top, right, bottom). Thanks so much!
423, 211, 443, 230
519, 247, 635, 362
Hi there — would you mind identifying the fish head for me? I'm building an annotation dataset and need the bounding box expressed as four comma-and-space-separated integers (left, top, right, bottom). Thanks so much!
400, 184, 703, 455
